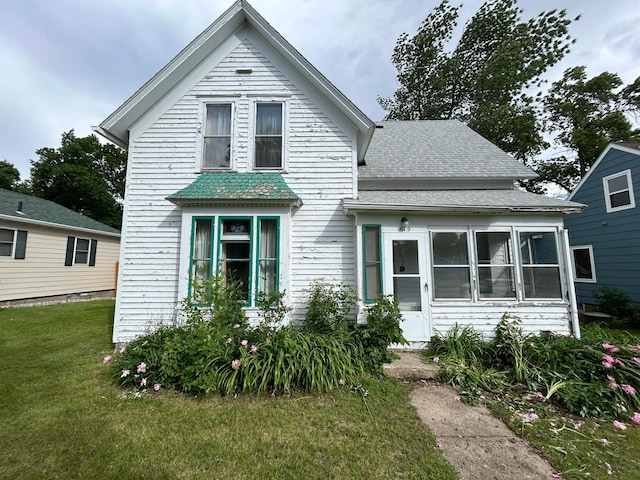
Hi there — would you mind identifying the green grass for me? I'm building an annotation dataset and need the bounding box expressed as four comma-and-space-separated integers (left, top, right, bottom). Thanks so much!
0, 300, 456, 479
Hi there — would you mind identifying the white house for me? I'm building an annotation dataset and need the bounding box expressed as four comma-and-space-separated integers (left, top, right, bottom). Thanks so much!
96, 0, 584, 345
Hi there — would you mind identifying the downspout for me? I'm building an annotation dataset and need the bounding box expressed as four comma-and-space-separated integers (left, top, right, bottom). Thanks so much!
560, 227, 581, 339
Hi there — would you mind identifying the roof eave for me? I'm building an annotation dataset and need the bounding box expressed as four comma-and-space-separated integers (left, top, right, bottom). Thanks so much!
166, 198, 302, 208
342, 201, 584, 216
0, 214, 121, 238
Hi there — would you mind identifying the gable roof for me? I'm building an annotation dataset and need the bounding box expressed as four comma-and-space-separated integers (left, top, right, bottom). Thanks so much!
95, 0, 375, 163
166, 172, 300, 206
568, 142, 640, 200
359, 120, 537, 180
0, 189, 120, 236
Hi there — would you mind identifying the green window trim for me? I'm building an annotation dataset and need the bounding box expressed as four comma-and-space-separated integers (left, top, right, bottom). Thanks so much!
362, 224, 383, 304
188, 216, 216, 302
254, 216, 280, 301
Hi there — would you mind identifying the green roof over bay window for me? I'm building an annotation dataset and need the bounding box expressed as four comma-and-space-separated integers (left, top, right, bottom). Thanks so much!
166, 172, 301, 206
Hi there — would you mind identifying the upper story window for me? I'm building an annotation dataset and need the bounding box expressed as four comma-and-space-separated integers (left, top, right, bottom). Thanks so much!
0, 228, 27, 259
255, 102, 283, 169
203, 104, 232, 169
603, 169, 635, 213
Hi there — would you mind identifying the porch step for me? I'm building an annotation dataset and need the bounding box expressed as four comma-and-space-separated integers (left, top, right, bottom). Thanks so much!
383, 351, 439, 381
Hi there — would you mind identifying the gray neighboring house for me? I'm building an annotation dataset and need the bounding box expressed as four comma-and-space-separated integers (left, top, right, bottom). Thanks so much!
565, 142, 640, 307
96, 0, 584, 345
0, 188, 121, 305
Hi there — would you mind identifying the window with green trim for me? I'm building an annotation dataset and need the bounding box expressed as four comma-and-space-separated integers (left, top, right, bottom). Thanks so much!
189, 216, 280, 305
363, 225, 382, 302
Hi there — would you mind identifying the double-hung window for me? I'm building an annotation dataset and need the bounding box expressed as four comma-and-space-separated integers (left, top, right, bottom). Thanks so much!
189, 216, 280, 305
64, 236, 97, 266
0, 228, 27, 259
203, 103, 232, 169
603, 170, 635, 212
519, 232, 562, 299
255, 102, 283, 169
431, 232, 472, 300
475, 232, 515, 299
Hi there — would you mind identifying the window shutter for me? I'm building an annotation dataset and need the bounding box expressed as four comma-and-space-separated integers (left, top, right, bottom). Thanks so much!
89, 239, 98, 266
14, 230, 28, 259
65, 236, 75, 266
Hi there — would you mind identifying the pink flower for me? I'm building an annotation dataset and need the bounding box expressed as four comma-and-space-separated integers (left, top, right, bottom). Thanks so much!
241, 339, 248, 346
605, 462, 612, 475
602, 354, 614, 368
607, 375, 618, 390
153, 383, 161, 391
615, 359, 625, 367
517, 412, 539, 422
453, 395, 461, 401
613, 420, 627, 430
102, 355, 112, 364
233, 324, 241, 329
632, 357, 640, 365
630, 412, 640, 424
338, 379, 345, 386
533, 391, 545, 399
121, 369, 130, 378
137, 362, 147, 374
602, 343, 613, 350
573, 421, 583, 430
226, 337, 233, 344
622, 384, 636, 395
432, 356, 440, 363
231, 359, 240, 370
250, 345, 257, 353
601, 438, 609, 446
140, 378, 147, 387
551, 474, 560, 479
628, 344, 640, 352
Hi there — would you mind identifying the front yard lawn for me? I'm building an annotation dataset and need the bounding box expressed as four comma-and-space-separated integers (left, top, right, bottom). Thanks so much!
0, 300, 455, 479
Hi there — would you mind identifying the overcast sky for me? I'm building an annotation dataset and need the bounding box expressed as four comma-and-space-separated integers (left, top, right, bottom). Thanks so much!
2, 0, 640, 180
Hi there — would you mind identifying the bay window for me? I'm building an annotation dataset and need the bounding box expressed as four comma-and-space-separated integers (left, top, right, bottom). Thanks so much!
189, 215, 280, 305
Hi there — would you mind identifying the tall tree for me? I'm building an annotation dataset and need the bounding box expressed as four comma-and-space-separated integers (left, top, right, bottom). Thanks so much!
0, 160, 21, 190
30, 130, 127, 229
378, 0, 576, 162
535, 66, 640, 192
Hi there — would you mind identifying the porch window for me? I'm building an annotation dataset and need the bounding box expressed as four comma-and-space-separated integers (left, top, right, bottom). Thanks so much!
203, 103, 232, 169
475, 232, 515, 299
519, 232, 562, 299
431, 232, 472, 300
603, 170, 634, 212
189, 216, 280, 305
363, 225, 382, 303
571, 245, 596, 283
255, 103, 283, 168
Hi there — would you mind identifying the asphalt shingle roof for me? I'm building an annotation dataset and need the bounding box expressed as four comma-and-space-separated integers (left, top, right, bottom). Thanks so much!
0, 188, 120, 235
166, 172, 300, 203
344, 189, 584, 213
360, 120, 537, 180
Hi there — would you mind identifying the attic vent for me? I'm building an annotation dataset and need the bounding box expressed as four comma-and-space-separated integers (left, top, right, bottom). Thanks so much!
235, 68, 252, 74
375, 124, 384, 128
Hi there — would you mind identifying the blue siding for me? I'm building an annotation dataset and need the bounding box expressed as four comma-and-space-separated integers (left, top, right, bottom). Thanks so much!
565, 147, 640, 306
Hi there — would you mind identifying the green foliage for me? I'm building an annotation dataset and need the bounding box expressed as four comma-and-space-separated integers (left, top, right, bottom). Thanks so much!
592, 286, 640, 323
0, 160, 21, 190
379, 0, 575, 162
431, 318, 640, 418
256, 289, 292, 332
302, 281, 358, 334
29, 130, 127, 228
537, 66, 640, 192
358, 295, 407, 374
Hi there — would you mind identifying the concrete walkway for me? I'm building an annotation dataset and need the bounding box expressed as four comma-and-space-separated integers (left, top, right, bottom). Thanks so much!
384, 352, 560, 480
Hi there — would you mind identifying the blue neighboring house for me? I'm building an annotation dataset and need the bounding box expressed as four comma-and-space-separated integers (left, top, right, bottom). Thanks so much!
565, 142, 640, 307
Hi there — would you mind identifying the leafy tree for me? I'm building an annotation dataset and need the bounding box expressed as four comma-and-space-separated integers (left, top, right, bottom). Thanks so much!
378, 0, 576, 162
0, 160, 21, 190
30, 130, 127, 229
535, 66, 640, 192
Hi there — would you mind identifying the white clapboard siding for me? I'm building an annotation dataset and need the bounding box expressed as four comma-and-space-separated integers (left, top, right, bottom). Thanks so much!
114, 36, 358, 341
0, 222, 119, 302
431, 304, 572, 338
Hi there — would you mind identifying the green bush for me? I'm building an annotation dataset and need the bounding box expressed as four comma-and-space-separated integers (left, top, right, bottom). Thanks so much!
302, 281, 358, 334
592, 286, 640, 323
357, 296, 407, 374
